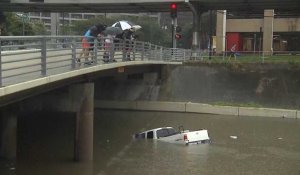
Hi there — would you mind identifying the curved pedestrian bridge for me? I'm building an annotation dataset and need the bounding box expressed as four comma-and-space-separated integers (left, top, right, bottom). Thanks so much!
0, 36, 183, 105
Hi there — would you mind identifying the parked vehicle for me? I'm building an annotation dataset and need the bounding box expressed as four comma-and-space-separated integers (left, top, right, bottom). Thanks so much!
133, 126, 210, 145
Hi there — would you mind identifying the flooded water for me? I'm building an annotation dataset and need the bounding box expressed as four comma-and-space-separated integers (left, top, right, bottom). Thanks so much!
1, 110, 300, 175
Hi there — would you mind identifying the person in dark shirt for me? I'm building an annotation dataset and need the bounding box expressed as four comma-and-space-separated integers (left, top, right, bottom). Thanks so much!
114, 29, 135, 61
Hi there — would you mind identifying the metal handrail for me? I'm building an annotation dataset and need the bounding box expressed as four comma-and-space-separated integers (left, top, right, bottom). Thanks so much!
0, 36, 188, 87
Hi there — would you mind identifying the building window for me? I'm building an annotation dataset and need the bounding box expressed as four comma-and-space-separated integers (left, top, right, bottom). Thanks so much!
30, 12, 40, 17
71, 14, 82, 19
29, 0, 44, 2
41, 12, 50, 17
84, 14, 95, 19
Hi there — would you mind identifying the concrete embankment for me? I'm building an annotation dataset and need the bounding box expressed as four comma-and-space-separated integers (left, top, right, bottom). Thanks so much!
95, 100, 298, 119
94, 63, 300, 118
95, 63, 300, 110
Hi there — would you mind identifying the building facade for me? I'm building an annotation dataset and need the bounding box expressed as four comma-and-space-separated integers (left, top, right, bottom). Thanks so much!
28, 12, 160, 35
216, 10, 300, 54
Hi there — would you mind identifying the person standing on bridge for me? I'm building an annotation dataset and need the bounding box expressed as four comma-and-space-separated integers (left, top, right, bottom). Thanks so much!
78, 24, 107, 64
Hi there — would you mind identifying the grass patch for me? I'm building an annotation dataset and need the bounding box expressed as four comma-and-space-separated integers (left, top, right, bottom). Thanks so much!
199, 54, 300, 64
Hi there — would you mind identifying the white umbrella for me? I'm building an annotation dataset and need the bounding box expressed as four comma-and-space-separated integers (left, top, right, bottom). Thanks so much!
112, 20, 141, 31
131, 25, 142, 31
102, 26, 123, 35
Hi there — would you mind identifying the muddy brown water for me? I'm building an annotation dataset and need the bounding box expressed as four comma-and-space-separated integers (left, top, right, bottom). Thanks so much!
1, 109, 300, 175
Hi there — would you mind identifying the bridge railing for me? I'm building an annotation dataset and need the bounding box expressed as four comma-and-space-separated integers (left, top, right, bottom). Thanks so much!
0, 36, 190, 87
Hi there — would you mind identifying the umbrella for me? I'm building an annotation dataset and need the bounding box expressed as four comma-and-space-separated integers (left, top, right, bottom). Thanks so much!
112, 20, 141, 31
102, 26, 123, 35
131, 25, 142, 31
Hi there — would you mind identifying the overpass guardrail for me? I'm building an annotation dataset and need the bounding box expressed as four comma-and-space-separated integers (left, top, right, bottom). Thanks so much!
0, 36, 192, 87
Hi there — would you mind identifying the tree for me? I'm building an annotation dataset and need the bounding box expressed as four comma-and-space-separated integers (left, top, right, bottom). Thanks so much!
1, 12, 34, 36
177, 23, 193, 49
67, 15, 171, 47
32, 21, 48, 35
70, 16, 115, 35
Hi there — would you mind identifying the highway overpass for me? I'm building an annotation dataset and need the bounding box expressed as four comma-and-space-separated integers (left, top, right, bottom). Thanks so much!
2, 0, 299, 57
0, 0, 299, 13
0, 36, 184, 106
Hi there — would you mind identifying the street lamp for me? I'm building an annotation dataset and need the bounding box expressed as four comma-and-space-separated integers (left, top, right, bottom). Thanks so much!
16, 13, 29, 36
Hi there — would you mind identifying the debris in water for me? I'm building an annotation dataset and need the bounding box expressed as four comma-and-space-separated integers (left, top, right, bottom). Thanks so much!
282, 114, 287, 118
230, 136, 238, 139
10, 167, 15, 170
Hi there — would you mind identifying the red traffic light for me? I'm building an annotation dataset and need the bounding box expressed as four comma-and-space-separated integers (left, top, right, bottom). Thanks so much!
170, 3, 177, 9
175, 33, 182, 40
170, 3, 177, 18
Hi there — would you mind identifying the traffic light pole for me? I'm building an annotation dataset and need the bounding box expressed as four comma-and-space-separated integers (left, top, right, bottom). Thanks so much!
172, 17, 177, 48
185, 1, 201, 59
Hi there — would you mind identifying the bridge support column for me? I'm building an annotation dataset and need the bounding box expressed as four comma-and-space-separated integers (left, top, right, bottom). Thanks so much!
216, 10, 227, 55
186, 2, 202, 59
73, 83, 94, 162
263, 9, 274, 56
0, 110, 17, 159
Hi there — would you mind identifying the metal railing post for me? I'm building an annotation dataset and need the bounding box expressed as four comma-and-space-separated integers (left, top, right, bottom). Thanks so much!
154, 45, 157, 60
71, 37, 76, 69
41, 37, 47, 76
94, 38, 98, 64
160, 47, 163, 61
122, 39, 126, 61
149, 43, 152, 60
0, 38, 2, 87
110, 39, 115, 61
132, 41, 136, 61
141, 42, 145, 61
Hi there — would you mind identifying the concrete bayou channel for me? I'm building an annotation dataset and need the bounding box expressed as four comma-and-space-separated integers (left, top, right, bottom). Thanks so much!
95, 100, 299, 118
13, 110, 300, 175
95, 63, 300, 113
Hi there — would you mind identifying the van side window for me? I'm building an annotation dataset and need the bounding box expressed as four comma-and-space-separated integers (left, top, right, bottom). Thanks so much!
156, 128, 177, 138
156, 129, 169, 138
147, 131, 154, 139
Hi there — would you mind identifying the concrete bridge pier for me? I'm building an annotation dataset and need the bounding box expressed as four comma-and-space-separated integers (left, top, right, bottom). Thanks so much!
0, 110, 17, 159
73, 83, 94, 162
216, 10, 227, 55
186, 2, 203, 59
263, 9, 274, 56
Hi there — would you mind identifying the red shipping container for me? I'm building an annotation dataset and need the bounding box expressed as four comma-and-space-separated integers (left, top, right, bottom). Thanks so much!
226, 32, 242, 52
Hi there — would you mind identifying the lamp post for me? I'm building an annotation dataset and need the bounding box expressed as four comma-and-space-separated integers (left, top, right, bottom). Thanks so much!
16, 13, 29, 36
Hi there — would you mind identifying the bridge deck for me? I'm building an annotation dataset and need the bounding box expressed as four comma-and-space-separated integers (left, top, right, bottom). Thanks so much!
1, 0, 300, 12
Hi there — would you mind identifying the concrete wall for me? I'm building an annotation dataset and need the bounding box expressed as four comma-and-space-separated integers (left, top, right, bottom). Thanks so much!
227, 18, 300, 32
227, 19, 263, 33
95, 100, 299, 119
0, 109, 17, 159
95, 64, 300, 110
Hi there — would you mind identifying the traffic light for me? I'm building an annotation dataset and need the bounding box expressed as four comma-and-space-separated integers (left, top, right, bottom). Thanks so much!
175, 33, 182, 40
175, 26, 182, 40
170, 3, 177, 18
175, 26, 181, 33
